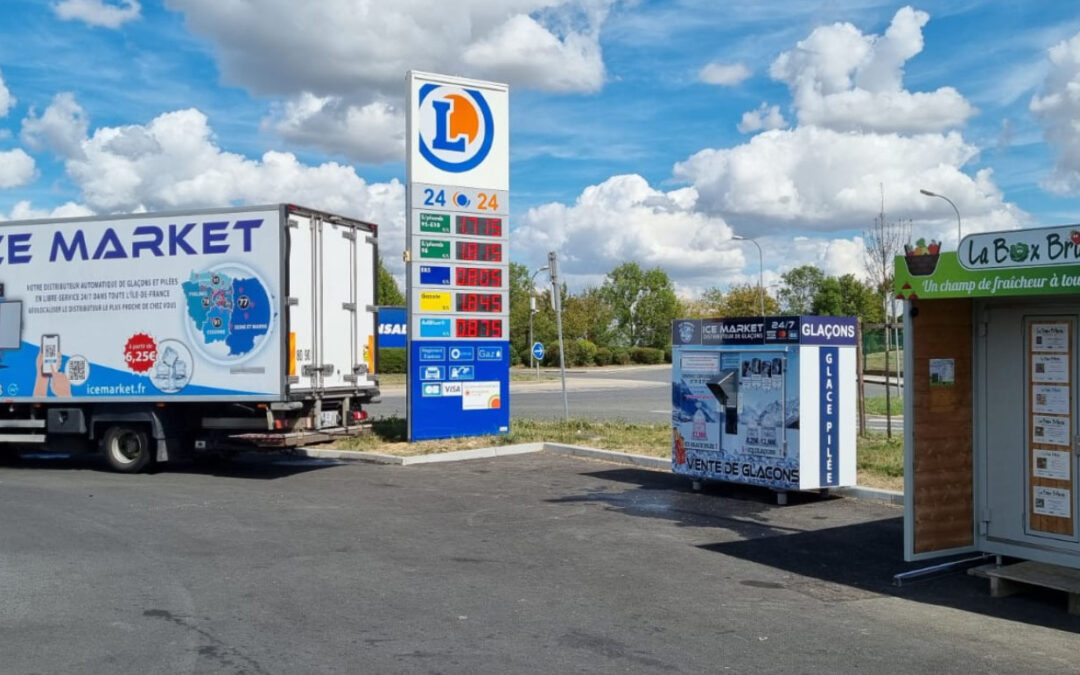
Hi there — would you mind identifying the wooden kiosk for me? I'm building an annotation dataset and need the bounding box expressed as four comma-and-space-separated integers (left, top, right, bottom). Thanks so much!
896, 224, 1080, 581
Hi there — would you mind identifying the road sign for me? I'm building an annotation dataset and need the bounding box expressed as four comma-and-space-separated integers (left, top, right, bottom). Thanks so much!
532, 342, 545, 361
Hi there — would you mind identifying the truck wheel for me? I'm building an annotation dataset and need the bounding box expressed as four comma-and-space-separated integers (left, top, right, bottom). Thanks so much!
102, 426, 152, 473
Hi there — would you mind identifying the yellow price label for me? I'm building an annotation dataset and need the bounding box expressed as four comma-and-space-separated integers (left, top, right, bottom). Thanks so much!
419, 291, 452, 312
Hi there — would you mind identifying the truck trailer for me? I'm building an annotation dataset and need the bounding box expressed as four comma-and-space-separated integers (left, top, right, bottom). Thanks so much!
0, 204, 380, 471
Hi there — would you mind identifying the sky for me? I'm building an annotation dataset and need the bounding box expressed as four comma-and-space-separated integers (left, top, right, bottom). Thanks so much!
2, 0, 1080, 297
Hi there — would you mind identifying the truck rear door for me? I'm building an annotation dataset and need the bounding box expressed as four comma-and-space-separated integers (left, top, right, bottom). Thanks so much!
286, 207, 378, 399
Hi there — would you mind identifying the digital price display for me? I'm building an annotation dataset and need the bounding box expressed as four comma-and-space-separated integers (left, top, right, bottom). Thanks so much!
456, 317, 503, 338
456, 266, 503, 287
456, 215, 502, 237
456, 241, 502, 262
456, 292, 503, 313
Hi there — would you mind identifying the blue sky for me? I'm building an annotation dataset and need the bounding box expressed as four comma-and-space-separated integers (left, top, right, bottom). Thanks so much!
2, 1, 1080, 294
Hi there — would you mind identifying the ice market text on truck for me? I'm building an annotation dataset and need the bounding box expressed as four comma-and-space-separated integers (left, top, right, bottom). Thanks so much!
0, 204, 380, 472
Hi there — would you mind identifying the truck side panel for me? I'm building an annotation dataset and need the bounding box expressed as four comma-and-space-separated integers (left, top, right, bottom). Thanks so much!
0, 207, 284, 402
287, 212, 317, 391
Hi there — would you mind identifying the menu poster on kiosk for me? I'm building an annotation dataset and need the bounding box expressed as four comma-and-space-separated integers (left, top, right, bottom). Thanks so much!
1028, 320, 1074, 531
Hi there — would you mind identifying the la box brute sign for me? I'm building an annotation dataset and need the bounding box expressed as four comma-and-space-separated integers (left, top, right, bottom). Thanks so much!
405, 71, 510, 441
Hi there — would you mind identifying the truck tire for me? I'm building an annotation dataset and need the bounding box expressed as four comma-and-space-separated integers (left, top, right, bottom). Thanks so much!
102, 426, 153, 473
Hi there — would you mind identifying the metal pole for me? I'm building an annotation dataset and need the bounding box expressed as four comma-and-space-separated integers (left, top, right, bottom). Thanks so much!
530, 266, 548, 381
733, 235, 765, 317
548, 251, 569, 422
920, 189, 962, 243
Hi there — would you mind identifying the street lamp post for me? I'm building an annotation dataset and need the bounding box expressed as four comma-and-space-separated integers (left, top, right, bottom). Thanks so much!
529, 265, 549, 379
732, 235, 765, 318
920, 189, 962, 243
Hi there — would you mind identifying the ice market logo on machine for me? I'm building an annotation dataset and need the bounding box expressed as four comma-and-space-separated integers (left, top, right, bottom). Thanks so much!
417, 84, 494, 173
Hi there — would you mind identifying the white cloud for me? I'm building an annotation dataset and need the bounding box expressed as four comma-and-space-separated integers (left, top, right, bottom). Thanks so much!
1030, 31, 1080, 195
0, 68, 14, 118
781, 236, 870, 281
0, 149, 36, 188
673, 126, 1023, 239
166, 0, 612, 97
513, 7, 1027, 294
770, 6, 974, 133
462, 13, 606, 93
699, 62, 751, 87
23, 98, 408, 275
265, 94, 403, 164
514, 174, 742, 290
21, 93, 90, 159
736, 103, 786, 134
0, 201, 94, 222
52, 0, 141, 28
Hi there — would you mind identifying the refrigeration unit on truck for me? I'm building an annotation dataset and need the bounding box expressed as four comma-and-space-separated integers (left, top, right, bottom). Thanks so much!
0, 204, 380, 472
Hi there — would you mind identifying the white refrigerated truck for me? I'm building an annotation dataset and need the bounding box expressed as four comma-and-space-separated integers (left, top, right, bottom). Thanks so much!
0, 204, 380, 471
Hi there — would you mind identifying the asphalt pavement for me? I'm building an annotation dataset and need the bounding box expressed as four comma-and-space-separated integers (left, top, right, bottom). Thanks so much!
0, 451, 1075, 673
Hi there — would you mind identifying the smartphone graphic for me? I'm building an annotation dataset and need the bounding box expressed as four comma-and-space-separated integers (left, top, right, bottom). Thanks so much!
41, 334, 60, 376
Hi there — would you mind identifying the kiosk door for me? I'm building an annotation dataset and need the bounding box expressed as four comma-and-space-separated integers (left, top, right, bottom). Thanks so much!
983, 308, 1079, 546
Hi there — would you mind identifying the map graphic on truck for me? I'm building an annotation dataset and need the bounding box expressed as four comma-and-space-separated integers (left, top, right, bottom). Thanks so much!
182, 266, 272, 359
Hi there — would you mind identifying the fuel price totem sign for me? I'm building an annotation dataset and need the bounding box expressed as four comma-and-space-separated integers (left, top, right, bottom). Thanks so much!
406, 71, 510, 441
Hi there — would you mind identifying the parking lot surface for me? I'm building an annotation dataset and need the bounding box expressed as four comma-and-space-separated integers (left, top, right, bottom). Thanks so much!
1, 452, 1077, 674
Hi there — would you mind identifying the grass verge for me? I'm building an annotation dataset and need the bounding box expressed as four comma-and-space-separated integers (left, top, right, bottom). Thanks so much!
335, 417, 905, 491
335, 417, 671, 457
863, 350, 904, 375
864, 395, 903, 416
856, 432, 904, 491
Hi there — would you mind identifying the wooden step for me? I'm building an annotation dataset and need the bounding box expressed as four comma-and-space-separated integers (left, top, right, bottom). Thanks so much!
974, 560, 1080, 614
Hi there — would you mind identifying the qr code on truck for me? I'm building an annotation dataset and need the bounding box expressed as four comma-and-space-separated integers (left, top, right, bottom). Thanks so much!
67, 359, 86, 382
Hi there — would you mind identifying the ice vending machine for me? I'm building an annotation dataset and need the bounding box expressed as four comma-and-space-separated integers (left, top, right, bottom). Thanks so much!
671, 316, 858, 493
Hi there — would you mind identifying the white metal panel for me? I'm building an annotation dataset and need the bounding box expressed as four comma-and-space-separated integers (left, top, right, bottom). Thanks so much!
288, 213, 317, 392
354, 227, 378, 385
321, 221, 355, 390
838, 348, 858, 487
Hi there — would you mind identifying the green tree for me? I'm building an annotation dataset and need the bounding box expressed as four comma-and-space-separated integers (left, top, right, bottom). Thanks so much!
601, 262, 678, 348
777, 265, 826, 314
713, 283, 781, 317
811, 274, 883, 323
377, 258, 405, 306
563, 286, 614, 345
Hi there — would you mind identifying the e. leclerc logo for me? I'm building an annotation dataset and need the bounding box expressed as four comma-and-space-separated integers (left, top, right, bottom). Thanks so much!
417, 84, 494, 173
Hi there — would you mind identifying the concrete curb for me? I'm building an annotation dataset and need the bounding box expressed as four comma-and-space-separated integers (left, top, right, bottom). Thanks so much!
296, 443, 544, 465
833, 486, 904, 505
294, 443, 905, 505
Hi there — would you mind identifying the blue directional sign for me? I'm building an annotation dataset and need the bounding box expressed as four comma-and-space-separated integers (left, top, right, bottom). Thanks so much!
531, 342, 545, 361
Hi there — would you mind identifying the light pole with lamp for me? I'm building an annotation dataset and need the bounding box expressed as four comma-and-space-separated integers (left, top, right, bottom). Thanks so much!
528, 265, 549, 379
919, 189, 962, 243
732, 235, 765, 318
